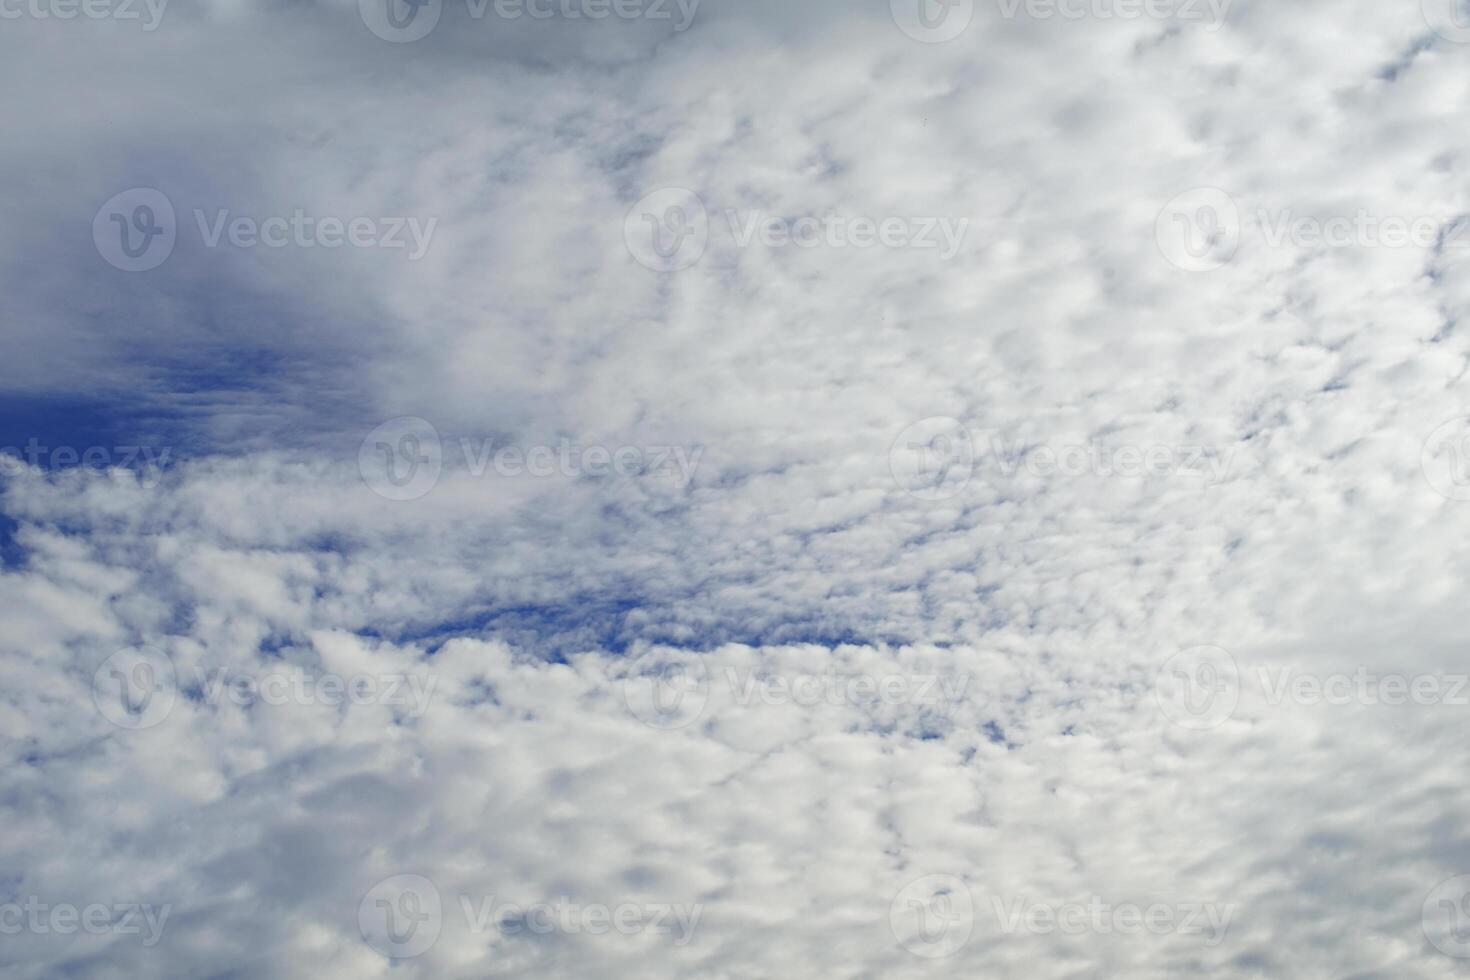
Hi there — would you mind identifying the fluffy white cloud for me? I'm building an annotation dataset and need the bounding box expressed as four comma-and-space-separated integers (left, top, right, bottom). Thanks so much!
4, 0, 1470, 976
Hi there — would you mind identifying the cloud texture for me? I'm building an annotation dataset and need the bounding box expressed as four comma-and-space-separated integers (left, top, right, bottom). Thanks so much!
5, 0, 1470, 975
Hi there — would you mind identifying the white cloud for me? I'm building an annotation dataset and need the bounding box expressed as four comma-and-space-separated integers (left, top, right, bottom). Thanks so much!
4, 0, 1470, 975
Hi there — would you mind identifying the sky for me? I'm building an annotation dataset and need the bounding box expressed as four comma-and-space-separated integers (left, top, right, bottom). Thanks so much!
5, 0, 1470, 976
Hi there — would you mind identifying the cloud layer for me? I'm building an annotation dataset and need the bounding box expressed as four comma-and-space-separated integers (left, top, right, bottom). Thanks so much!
4, 0, 1470, 975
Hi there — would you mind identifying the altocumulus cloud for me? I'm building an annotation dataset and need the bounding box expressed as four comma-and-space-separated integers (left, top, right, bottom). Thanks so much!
4, 0, 1470, 976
